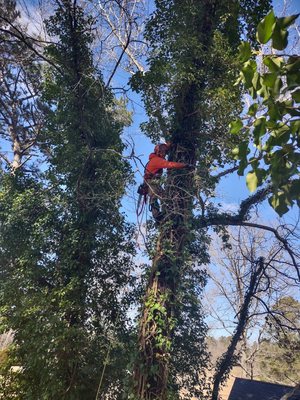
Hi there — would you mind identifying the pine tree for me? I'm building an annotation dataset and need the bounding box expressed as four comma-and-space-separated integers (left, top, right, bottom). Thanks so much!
0, 0, 43, 173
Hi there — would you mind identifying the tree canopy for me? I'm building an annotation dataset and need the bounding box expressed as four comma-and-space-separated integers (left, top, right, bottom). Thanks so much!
0, 1, 299, 400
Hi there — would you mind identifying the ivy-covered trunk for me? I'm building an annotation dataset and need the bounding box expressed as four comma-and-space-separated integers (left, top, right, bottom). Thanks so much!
134, 88, 199, 399
0, 1, 133, 398
42, 2, 132, 395
132, 0, 271, 398
134, 161, 193, 398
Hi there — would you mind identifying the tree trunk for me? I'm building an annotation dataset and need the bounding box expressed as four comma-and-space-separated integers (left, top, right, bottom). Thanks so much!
134, 93, 197, 399
212, 258, 265, 400
133, 1, 219, 397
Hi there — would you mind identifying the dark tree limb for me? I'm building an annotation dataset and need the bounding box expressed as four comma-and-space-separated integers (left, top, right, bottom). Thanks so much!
211, 258, 266, 400
195, 185, 299, 279
213, 165, 239, 180
106, 27, 132, 88
196, 186, 272, 229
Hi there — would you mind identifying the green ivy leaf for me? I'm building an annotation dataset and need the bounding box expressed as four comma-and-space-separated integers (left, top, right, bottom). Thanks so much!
269, 191, 290, 216
277, 14, 300, 29
262, 72, 277, 88
266, 120, 277, 130
272, 24, 288, 50
257, 10, 276, 44
229, 119, 243, 134
238, 41, 252, 62
272, 77, 283, 96
232, 141, 249, 159
263, 56, 283, 72
292, 90, 300, 103
291, 119, 300, 134
257, 82, 269, 99
268, 102, 281, 121
232, 142, 249, 176
238, 159, 248, 176
248, 103, 258, 116
253, 116, 266, 145
269, 125, 290, 146
252, 72, 261, 91
246, 171, 258, 192
286, 56, 300, 72
241, 60, 257, 88
287, 72, 300, 90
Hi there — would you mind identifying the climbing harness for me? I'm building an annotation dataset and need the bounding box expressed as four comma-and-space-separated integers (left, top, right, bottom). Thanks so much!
137, 182, 149, 217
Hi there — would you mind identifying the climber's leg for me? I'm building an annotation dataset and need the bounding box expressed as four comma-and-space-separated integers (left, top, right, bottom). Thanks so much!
148, 180, 164, 222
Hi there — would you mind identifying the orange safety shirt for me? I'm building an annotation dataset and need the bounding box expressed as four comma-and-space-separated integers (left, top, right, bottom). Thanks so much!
144, 153, 186, 180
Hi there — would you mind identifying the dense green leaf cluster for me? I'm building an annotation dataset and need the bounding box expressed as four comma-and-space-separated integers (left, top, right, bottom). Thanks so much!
0, 1, 135, 399
231, 10, 300, 216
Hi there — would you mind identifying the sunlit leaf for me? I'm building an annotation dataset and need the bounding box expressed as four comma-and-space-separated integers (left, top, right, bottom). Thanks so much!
268, 192, 290, 216
263, 56, 283, 72
256, 10, 276, 44
291, 120, 300, 134
229, 119, 243, 134
241, 60, 257, 88
246, 171, 258, 192
252, 72, 261, 91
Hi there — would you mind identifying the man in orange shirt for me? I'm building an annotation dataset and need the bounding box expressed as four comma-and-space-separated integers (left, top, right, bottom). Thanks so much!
143, 142, 189, 221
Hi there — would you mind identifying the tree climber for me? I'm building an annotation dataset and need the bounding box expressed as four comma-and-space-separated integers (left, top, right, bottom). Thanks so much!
138, 142, 189, 222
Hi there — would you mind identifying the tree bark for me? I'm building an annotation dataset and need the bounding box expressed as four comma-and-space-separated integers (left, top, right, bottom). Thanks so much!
211, 257, 265, 400
134, 89, 198, 399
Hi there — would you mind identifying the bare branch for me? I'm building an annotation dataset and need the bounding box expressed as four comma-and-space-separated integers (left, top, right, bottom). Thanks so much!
0, 16, 63, 74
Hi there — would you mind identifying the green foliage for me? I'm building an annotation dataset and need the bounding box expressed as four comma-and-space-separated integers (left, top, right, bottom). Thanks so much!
256, 10, 276, 44
231, 10, 300, 216
144, 288, 174, 352
0, 2, 135, 399
169, 267, 208, 399
131, 1, 272, 397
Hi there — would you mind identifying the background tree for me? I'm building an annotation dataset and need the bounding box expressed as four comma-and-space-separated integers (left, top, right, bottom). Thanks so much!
257, 296, 300, 385
205, 225, 299, 398
0, 1, 135, 398
0, 0, 44, 173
